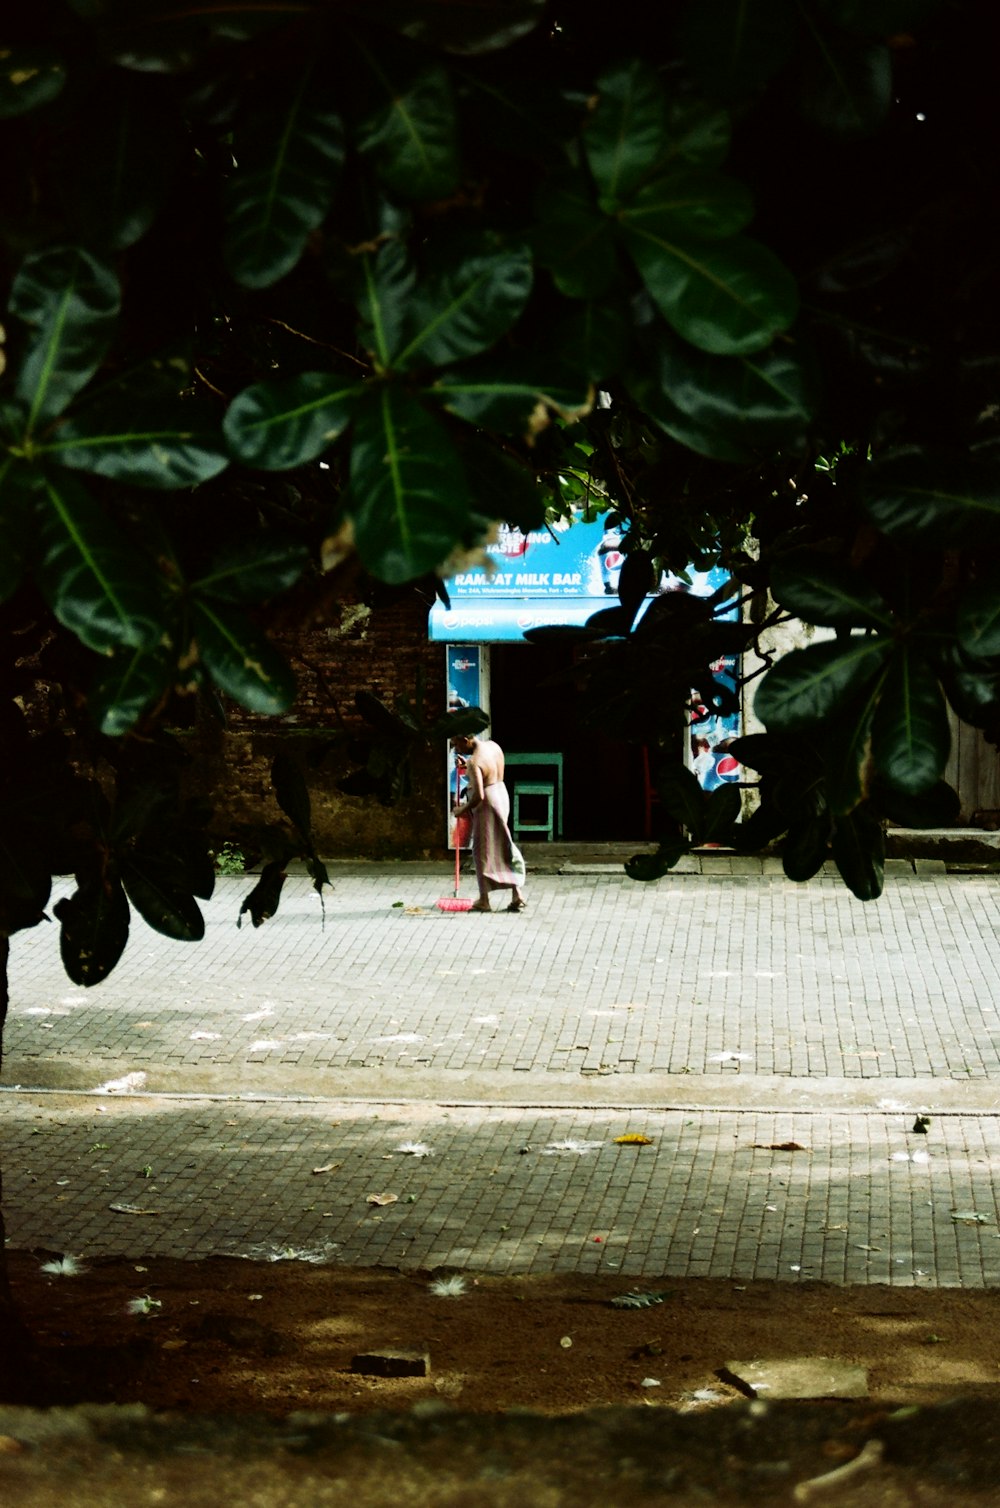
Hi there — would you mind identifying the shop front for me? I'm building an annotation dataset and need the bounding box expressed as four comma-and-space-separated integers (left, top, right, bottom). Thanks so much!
430, 512, 741, 848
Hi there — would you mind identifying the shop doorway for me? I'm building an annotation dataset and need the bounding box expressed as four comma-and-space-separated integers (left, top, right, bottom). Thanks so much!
489, 643, 647, 841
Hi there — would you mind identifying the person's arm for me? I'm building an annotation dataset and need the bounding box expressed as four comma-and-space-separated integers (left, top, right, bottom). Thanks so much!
455, 758, 485, 815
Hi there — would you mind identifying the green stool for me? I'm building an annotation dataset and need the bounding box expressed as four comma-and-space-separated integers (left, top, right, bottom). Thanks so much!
513, 782, 555, 842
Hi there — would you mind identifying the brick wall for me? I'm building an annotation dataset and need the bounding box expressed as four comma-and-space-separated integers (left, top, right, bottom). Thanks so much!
182, 591, 450, 859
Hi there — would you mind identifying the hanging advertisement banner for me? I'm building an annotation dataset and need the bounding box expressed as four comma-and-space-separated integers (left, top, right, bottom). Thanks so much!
433, 512, 742, 796
445, 645, 488, 849
428, 514, 618, 642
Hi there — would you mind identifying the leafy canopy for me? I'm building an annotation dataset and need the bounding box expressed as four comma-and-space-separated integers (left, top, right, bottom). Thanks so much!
0, 0, 998, 1007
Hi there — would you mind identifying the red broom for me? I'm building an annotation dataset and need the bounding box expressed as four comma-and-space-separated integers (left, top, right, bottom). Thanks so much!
438, 761, 474, 911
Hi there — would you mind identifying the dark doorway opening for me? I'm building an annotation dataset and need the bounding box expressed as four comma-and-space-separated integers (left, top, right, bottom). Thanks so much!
489, 643, 647, 841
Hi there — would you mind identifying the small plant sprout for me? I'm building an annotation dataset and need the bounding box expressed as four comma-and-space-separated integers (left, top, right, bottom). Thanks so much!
395, 1141, 433, 1157
40, 1255, 86, 1277
429, 1275, 467, 1298
212, 841, 246, 875
126, 1295, 162, 1317
139, 1165, 153, 1179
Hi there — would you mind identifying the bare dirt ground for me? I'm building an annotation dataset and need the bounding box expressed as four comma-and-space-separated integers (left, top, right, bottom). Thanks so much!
9, 1252, 1000, 1415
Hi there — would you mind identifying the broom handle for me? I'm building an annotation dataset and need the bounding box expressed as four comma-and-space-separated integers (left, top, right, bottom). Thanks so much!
454, 762, 462, 896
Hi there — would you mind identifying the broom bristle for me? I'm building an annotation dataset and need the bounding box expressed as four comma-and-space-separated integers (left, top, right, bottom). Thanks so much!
437, 897, 474, 911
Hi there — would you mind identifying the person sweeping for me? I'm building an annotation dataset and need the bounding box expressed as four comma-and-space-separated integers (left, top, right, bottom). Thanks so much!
449, 734, 527, 913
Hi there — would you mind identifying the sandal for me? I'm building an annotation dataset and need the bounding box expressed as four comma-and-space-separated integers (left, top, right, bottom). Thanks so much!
507, 898, 527, 913
469, 901, 492, 913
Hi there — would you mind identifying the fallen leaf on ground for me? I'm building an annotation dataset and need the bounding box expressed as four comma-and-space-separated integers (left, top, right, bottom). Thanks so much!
312, 1163, 342, 1175
753, 1142, 809, 1152
366, 1192, 398, 1207
614, 1134, 653, 1145
109, 1203, 160, 1215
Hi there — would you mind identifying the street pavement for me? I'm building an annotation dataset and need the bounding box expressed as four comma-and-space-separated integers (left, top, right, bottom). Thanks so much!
2, 858, 1000, 1287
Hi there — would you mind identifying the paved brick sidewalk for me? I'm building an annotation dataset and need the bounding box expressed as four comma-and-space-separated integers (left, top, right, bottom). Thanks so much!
2, 1091, 999, 1287
4, 866, 1000, 1288
5, 869, 1000, 1089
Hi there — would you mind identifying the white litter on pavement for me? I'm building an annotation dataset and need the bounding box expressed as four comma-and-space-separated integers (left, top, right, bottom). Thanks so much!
94, 1071, 147, 1094
542, 1140, 604, 1155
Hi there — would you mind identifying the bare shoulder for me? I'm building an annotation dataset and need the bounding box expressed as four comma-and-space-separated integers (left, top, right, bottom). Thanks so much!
474, 739, 503, 781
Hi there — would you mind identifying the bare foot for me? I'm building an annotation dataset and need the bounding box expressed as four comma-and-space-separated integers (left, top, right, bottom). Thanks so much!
469, 901, 492, 913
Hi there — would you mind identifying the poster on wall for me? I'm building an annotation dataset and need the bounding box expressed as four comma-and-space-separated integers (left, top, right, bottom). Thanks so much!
660, 564, 743, 793
445, 645, 487, 849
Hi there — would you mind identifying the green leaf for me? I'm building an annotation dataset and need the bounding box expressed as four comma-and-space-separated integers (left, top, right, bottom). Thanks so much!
120, 856, 205, 940
304, 854, 330, 898
223, 373, 360, 469
957, 569, 1000, 657
356, 240, 417, 368
458, 434, 547, 533
798, 36, 892, 138
551, 302, 632, 383
0, 829, 53, 936
871, 648, 950, 795
238, 861, 287, 928
625, 844, 686, 881
727, 733, 780, 775
636, 373, 750, 463
623, 231, 799, 356
754, 637, 891, 732
395, 239, 533, 371
10, 247, 120, 430
653, 761, 704, 837
57, 76, 179, 249
823, 683, 878, 815
862, 452, 1000, 546
532, 169, 621, 300
354, 52, 459, 202
90, 646, 173, 737
642, 329, 816, 459
42, 394, 229, 488
193, 600, 296, 714
356, 688, 412, 736
223, 76, 344, 288
939, 651, 1000, 728
831, 805, 884, 900
0, 46, 66, 118
428, 705, 490, 740
677, 0, 798, 97
770, 558, 892, 628
192, 535, 309, 605
272, 752, 312, 842
782, 814, 831, 882
703, 783, 741, 844
35, 469, 165, 653
584, 60, 668, 208
619, 169, 755, 241
349, 387, 471, 583
374, 0, 547, 55
434, 356, 591, 434
662, 99, 732, 168
54, 877, 131, 986
875, 778, 959, 829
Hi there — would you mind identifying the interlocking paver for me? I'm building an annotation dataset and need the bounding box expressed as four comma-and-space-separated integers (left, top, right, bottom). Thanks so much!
1, 1092, 999, 1285
6, 870, 1000, 1086
3, 864, 1000, 1287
